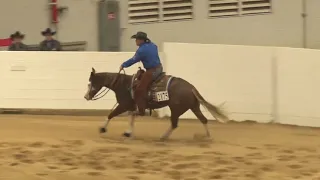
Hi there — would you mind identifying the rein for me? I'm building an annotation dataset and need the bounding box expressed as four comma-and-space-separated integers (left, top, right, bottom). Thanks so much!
92, 69, 126, 101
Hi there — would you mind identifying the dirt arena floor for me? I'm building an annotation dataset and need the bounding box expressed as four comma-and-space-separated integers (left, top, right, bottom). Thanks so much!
0, 115, 320, 180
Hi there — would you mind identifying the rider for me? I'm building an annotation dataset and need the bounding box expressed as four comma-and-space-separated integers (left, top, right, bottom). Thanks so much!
120, 31, 163, 116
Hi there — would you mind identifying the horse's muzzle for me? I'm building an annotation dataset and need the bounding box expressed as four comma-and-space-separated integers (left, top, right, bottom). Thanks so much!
84, 95, 91, 101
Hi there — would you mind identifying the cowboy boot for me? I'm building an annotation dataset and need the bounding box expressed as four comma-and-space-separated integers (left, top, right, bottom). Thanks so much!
135, 90, 147, 116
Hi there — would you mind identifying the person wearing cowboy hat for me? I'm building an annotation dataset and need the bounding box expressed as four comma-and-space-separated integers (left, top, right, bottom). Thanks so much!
39, 28, 62, 51
120, 31, 163, 116
8, 31, 28, 51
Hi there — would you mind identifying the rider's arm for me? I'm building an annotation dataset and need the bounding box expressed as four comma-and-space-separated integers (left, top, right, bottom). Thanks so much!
121, 48, 143, 68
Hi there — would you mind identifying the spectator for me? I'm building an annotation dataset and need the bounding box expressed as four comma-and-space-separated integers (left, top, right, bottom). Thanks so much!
8, 31, 28, 51
39, 28, 62, 51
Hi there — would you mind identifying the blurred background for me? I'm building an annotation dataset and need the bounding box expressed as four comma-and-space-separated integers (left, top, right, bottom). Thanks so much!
0, 0, 319, 51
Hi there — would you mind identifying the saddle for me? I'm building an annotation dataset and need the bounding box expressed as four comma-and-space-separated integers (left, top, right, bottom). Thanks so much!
131, 67, 173, 101
130, 67, 171, 116
132, 67, 166, 90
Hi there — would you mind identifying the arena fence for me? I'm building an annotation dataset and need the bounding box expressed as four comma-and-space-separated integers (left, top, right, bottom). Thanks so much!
0, 43, 319, 127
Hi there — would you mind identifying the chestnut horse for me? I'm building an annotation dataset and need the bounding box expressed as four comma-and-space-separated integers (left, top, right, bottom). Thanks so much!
84, 68, 229, 140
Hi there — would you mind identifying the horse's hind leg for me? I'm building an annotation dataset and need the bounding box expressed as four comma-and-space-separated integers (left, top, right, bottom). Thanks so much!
160, 114, 179, 141
160, 106, 188, 141
191, 104, 211, 138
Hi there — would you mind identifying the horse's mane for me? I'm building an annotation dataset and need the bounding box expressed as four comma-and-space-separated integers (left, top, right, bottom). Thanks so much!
94, 72, 133, 89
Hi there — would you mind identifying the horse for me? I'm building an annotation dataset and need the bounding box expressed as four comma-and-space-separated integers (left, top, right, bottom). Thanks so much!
84, 67, 229, 141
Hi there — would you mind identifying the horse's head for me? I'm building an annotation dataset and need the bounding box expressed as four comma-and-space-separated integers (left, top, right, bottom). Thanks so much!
84, 67, 104, 100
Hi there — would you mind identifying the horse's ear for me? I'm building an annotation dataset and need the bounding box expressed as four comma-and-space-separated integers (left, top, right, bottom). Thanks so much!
89, 68, 95, 81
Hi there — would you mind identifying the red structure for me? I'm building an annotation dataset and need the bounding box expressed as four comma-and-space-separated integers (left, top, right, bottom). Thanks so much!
50, 0, 58, 23
0, 38, 12, 47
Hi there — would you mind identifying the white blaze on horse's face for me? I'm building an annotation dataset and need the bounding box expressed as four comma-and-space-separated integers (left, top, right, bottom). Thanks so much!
84, 81, 96, 100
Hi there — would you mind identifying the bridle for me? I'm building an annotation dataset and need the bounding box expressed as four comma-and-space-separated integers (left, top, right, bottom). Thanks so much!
91, 69, 126, 101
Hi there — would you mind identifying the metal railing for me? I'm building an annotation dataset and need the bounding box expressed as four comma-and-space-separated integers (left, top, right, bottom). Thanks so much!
27, 41, 87, 51
0, 41, 87, 51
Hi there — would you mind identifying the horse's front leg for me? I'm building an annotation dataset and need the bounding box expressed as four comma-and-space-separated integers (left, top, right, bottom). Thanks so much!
100, 105, 128, 133
123, 111, 136, 138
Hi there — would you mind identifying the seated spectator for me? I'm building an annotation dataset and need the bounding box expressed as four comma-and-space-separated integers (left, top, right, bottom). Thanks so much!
39, 28, 62, 51
8, 31, 28, 51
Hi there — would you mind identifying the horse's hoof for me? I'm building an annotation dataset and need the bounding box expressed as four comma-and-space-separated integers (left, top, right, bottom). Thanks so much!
123, 132, 131, 137
99, 127, 107, 133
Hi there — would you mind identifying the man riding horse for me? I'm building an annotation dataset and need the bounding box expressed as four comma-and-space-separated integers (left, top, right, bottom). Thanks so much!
84, 32, 229, 140
120, 31, 163, 116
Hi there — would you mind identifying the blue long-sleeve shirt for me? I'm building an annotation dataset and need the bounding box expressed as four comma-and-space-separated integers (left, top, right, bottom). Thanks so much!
122, 42, 161, 69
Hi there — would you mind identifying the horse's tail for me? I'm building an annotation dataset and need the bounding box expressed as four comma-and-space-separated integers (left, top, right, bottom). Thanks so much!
192, 88, 229, 123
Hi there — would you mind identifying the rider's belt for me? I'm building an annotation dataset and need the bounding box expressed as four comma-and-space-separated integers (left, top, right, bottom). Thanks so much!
146, 64, 162, 71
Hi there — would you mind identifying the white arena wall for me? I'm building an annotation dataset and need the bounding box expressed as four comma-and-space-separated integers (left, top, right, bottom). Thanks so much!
163, 43, 275, 123
0, 52, 149, 110
0, 43, 320, 127
164, 43, 320, 127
